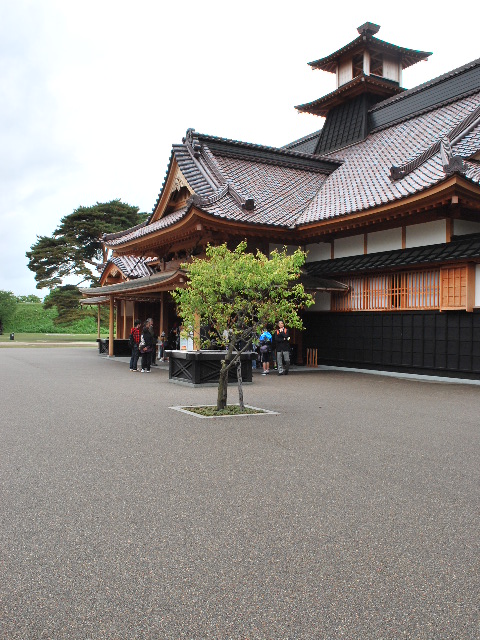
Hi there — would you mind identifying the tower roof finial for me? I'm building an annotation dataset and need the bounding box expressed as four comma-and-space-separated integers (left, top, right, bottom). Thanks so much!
357, 22, 380, 36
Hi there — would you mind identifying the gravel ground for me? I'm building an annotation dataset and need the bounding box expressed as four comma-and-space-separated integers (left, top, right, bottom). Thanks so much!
0, 348, 479, 639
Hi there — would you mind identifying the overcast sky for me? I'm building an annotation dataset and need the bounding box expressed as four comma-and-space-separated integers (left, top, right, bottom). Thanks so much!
1, 0, 479, 296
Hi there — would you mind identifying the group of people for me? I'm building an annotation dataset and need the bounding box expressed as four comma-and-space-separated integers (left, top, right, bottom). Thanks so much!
129, 318, 163, 373
128, 318, 292, 375
258, 320, 291, 376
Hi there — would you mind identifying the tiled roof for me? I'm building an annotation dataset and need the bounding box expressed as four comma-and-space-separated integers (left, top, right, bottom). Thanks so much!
108, 256, 154, 278
305, 233, 480, 276
309, 34, 431, 73
201, 153, 328, 226
103, 65, 480, 250
370, 58, 480, 115
296, 92, 480, 224
81, 270, 184, 296
105, 207, 189, 247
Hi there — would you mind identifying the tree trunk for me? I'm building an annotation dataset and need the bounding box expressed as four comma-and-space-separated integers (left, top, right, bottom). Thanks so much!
217, 359, 229, 410
236, 360, 244, 410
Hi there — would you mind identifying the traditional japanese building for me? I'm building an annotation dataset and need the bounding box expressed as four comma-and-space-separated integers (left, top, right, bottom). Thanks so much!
82, 23, 480, 378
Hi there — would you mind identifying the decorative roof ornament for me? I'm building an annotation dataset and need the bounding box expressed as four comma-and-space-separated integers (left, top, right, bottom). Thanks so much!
390, 104, 480, 181
441, 138, 466, 175
357, 22, 380, 37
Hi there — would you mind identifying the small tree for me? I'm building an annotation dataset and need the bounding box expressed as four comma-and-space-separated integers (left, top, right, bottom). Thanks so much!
173, 242, 314, 411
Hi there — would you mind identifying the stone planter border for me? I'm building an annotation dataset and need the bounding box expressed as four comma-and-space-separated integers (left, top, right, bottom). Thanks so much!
169, 404, 279, 419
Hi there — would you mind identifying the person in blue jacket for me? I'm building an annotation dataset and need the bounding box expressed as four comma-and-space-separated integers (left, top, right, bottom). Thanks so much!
259, 328, 272, 375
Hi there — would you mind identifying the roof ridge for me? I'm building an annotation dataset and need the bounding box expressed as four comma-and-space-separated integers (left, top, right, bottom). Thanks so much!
103, 220, 147, 242
390, 102, 480, 180
282, 129, 323, 150
195, 131, 336, 163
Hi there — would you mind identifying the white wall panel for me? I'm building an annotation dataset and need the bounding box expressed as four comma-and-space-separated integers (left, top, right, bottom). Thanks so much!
383, 56, 400, 82
338, 59, 353, 86
405, 220, 446, 248
305, 242, 331, 262
334, 235, 364, 258
453, 220, 480, 236
306, 292, 331, 311
367, 228, 402, 253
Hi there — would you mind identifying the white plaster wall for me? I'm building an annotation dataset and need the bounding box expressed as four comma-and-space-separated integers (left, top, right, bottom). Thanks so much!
367, 228, 402, 254
306, 292, 331, 312
383, 56, 400, 82
405, 220, 446, 248
338, 59, 353, 86
454, 220, 480, 236
334, 235, 364, 259
126, 301, 134, 317
269, 244, 298, 256
476, 265, 480, 307
305, 242, 331, 262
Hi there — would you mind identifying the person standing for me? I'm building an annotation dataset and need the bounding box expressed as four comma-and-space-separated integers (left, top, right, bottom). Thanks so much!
274, 320, 290, 375
149, 321, 158, 366
259, 328, 272, 376
140, 318, 155, 373
129, 319, 142, 372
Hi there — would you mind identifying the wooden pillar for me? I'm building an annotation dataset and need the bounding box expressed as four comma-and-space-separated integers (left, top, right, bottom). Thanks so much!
97, 306, 101, 340
446, 218, 454, 243
122, 300, 127, 338
115, 300, 121, 338
109, 295, 114, 357
159, 291, 165, 335
466, 263, 475, 312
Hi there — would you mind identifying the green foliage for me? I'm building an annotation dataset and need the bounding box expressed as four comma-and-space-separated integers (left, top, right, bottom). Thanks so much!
12, 302, 57, 332
26, 199, 148, 289
44, 285, 81, 324
43, 285, 108, 327
15, 294, 42, 303
173, 242, 313, 346
9, 301, 107, 334
0, 290, 17, 332
173, 242, 313, 409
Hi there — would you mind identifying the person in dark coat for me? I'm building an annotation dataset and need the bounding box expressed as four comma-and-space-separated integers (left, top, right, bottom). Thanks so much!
140, 318, 154, 372
149, 321, 158, 366
273, 320, 290, 375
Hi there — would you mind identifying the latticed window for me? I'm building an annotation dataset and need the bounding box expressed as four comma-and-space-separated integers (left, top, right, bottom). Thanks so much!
332, 265, 475, 311
331, 269, 442, 311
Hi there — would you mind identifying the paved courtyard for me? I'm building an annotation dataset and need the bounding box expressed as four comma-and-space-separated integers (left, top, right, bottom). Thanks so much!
1, 346, 479, 639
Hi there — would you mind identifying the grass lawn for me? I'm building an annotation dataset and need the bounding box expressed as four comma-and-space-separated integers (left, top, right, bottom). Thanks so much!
0, 333, 107, 347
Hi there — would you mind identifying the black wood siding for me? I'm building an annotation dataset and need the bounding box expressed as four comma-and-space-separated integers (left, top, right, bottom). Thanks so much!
303, 310, 480, 379
315, 95, 378, 154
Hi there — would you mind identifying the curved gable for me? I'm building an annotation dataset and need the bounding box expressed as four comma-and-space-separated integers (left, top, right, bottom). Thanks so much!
149, 158, 194, 224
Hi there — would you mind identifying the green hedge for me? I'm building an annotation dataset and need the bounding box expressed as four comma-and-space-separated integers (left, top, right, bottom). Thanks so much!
9, 303, 106, 334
